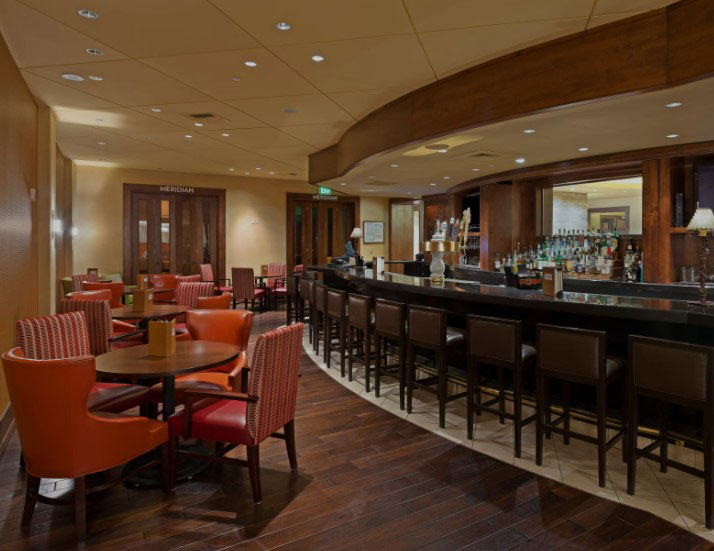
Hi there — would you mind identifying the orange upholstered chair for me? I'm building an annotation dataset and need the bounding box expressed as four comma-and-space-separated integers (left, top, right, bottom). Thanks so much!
148, 309, 253, 404
82, 281, 124, 308
149, 273, 179, 302
2, 347, 169, 540
196, 293, 231, 309
66, 290, 135, 335
167, 323, 303, 502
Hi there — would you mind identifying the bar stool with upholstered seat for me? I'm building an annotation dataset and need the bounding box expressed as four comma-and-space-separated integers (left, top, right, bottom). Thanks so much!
325, 288, 348, 376
535, 324, 626, 487
627, 335, 714, 527
406, 305, 465, 428
313, 281, 327, 359
286, 274, 300, 325
466, 315, 537, 458
299, 276, 313, 343
374, 298, 407, 408
347, 293, 373, 386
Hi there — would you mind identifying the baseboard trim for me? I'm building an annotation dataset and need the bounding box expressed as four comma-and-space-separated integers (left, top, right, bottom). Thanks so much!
0, 404, 15, 459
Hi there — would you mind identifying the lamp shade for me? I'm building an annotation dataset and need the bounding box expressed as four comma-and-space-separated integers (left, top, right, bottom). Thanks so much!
686, 207, 714, 232
350, 227, 363, 239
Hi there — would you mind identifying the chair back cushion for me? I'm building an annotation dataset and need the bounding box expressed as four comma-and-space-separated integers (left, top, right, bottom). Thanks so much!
148, 273, 179, 301
176, 282, 214, 309
231, 267, 255, 301
59, 298, 112, 355
16, 311, 91, 359
293, 264, 304, 273
178, 274, 201, 283
468, 315, 520, 365
537, 324, 604, 380
408, 305, 446, 347
266, 262, 286, 288
71, 273, 100, 292
199, 264, 214, 282
196, 293, 231, 309
67, 289, 112, 302
247, 323, 304, 444
187, 309, 253, 373
82, 281, 124, 307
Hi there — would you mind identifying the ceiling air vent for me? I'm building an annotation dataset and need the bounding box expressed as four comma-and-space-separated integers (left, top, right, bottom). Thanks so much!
188, 113, 216, 119
469, 151, 499, 158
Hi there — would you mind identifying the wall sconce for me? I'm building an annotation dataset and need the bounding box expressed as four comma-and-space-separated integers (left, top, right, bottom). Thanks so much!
52, 219, 63, 235
70, 226, 79, 237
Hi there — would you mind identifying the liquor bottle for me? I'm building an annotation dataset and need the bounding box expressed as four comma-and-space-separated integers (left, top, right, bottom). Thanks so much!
494, 254, 501, 271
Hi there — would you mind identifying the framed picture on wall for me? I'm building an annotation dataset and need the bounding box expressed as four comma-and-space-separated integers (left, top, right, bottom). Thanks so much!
363, 221, 384, 244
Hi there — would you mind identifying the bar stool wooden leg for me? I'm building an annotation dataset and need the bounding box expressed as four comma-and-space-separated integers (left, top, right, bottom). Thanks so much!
544, 378, 552, 440
627, 390, 638, 495
514, 369, 522, 458
364, 331, 371, 390
474, 360, 481, 416
536, 369, 544, 466
406, 342, 415, 414
563, 382, 571, 445
705, 402, 713, 529
347, 325, 354, 381
620, 381, 628, 463
374, 334, 382, 396
398, 337, 406, 410
438, 349, 447, 429
596, 383, 607, 488
339, 318, 346, 378
659, 402, 669, 473
325, 316, 332, 368
498, 366, 505, 424
466, 355, 475, 440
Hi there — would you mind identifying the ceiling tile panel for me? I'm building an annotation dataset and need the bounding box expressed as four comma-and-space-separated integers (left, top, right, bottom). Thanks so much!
210, 0, 413, 46
327, 90, 400, 119
226, 94, 353, 126
404, 0, 594, 32
586, 12, 645, 28
18, 0, 259, 57
130, 101, 267, 130
26, 60, 211, 105
592, 0, 678, 15
248, 145, 317, 170
55, 107, 185, 136
201, 127, 307, 148
279, 123, 349, 149
21, 72, 118, 110
271, 35, 435, 94
142, 49, 319, 100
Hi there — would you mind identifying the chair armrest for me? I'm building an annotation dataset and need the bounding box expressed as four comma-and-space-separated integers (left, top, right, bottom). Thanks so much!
109, 329, 145, 343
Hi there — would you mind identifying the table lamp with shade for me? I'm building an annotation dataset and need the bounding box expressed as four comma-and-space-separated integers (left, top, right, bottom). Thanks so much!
686, 205, 714, 305
350, 227, 363, 266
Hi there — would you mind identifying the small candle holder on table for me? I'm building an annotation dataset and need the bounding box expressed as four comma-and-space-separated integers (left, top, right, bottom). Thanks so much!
423, 240, 459, 285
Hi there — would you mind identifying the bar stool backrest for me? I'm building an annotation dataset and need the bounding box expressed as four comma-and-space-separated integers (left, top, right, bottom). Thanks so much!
408, 305, 446, 348
537, 324, 605, 380
304, 271, 317, 280
300, 277, 311, 303
287, 274, 299, 298
348, 294, 372, 330
314, 281, 326, 312
375, 299, 405, 339
327, 289, 347, 318
630, 335, 713, 404
468, 315, 520, 367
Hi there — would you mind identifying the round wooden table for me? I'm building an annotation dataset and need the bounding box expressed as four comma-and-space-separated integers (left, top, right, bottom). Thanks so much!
111, 303, 186, 321
95, 340, 240, 420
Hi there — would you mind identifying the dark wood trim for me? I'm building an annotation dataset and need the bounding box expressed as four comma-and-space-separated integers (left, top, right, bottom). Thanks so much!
0, 405, 14, 460
309, 0, 714, 184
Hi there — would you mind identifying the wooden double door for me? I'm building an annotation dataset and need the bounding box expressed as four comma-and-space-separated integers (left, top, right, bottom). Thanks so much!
287, 195, 358, 269
123, 184, 225, 284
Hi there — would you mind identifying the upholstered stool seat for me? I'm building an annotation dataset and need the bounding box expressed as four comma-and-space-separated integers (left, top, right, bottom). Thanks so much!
522, 343, 537, 364
374, 298, 408, 407
446, 328, 465, 346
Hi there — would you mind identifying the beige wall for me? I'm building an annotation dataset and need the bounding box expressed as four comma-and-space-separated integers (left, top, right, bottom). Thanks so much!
72, 165, 316, 275
358, 196, 390, 259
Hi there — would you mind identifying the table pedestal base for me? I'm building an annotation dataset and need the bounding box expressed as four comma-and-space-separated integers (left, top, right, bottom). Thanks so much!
123, 442, 212, 489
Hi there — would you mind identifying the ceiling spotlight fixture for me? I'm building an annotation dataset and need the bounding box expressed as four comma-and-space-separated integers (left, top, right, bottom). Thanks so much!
62, 73, 84, 81
443, 176, 450, 180
667, 133, 679, 138
255, 167, 262, 170
407, 192, 412, 195
231, 76, 241, 81
194, 122, 203, 127
366, 189, 375, 192
86, 48, 103, 56
221, 133, 230, 137
282, 108, 298, 114
437, 149, 448, 154
88, 75, 103, 81
97, 141, 105, 145
340, 182, 347, 186
368, 175, 376, 179
151, 107, 161, 112
78, 9, 99, 19
244, 61, 257, 67
184, 134, 193, 139
96, 118, 104, 122
578, 147, 589, 152
228, 168, 235, 171
269, 171, 275, 175
666, 102, 682, 108
523, 129, 535, 134
515, 157, 526, 164
391, 164, 399, 168
430, 182, 437, 186
472, 168, 480, 172
311, 54, 325, 62
276, 21, 291, 31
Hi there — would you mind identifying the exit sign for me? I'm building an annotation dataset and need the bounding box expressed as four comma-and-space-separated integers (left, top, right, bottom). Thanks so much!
318, 186, 332, 195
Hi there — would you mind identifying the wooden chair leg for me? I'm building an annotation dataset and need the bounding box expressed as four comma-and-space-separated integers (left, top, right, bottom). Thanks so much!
169, 436, 179, 489
285, 420, 298, 470
544, 377, 552, 440
705, 400, 713, 529
326, 316, 332, 369
339, 319, 346, 378
398, 337, 406, 411
406, 343, 415, 414
659, 402, 669, 473
438, 349, 447, 429
347, 325, 354, 382
498, 366, 505, 424
596, 383, 607, 488
514, 368, 522, 459
535, 368, 544, 466
563, 381, 571, 445
466, 355, 475, 440
627, 392, 639, 495
374, 334, 382, 397
21, 474, 40, 528
365, 331, 371, 391
247, 445, 262, 504
74, 476, 86, 541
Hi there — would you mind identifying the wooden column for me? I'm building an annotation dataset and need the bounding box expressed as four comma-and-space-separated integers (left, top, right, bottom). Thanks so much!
480, 183, 513, 271
641, 159, 660, 283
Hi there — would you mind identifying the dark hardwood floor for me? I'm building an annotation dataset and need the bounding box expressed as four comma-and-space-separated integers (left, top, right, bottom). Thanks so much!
0, 310, 711, 550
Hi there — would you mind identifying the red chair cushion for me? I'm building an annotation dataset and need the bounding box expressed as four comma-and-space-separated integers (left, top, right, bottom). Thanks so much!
254, 288, 265, 298
88, 383, 150, 413
148, 379, 224, 404
168, 399, 252, 445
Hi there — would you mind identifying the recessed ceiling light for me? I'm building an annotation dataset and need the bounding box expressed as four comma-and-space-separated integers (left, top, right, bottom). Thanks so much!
366, 189, 375, 192
523, 129, 535, 134
184, 134, 192, 139
578, 147, 589, 152
340, 182, 347, 186
97, 141, 105, 145
430, 183, 437, 186
276, 22, 291, 31
194, 122, 203, 127
282, 108, 298, 114
96, 118, 103, 122
472, 168, 480, 172
666, 102, 682, 108
443, 176, 450, 180
515, 157, 526, 164
88, 75, 103, 81
437, 149, 448, 154
228, 168, 235, 171
407, 192, 412, 195
231, 76, 241, 82
221, 133, 230, 137
255, 167, 262, 171
78, 9, 98, 19
62, 73, 84, 81
391, 164, 399, 168
244, 172, 250, 175
244, 61, 257, 67
311, 54, 325, 62
86, 48, 103, 56
369, 175, 376, 179
269, 171, 275, 175
667, 133, 679, 138
151, 107, 161, 112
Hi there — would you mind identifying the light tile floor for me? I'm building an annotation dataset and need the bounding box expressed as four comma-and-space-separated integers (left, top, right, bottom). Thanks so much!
303, 333, 714, 542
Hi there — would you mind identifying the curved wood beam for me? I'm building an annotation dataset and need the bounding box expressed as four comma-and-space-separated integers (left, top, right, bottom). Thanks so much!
309, 0, 714, 184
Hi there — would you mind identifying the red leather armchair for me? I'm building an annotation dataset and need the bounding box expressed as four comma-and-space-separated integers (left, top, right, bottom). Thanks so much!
82, 281, 124, 308
149, 273, 179, 302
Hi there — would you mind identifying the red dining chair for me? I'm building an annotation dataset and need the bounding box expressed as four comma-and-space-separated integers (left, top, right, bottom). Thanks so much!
71, 273, 100, 293
2, 347, 169, 541
149, 273, 179, 303
200, 263, 231, 294
178, 274, 201, 283
168, 323, 304, 502
175, 281, 214, 325
266, 262, 287, 309
293, 264, 304, 273
81, 281, 124, 308
67, 290, 136, 335
231, 267, 265, 310
15, 311, 150, 414
196, 293, 231, 309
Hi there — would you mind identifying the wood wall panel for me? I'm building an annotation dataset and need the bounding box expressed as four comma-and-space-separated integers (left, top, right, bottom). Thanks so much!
0, 31, 38, 413
479, 183, 512, 271
667, 0, 714, 84
642, 159, 660, 283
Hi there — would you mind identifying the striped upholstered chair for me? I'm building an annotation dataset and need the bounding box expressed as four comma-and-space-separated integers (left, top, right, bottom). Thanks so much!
175, 282, 214, 324
177, 274, 201, 284
200, 263, 231, 294
71, 273, 100, 293
266, 262, 287, 309
231, 267, 266, 310
15, 311, 150, 414
168, 323, 304, 502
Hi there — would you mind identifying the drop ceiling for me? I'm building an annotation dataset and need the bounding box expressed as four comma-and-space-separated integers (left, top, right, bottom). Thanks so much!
0, 0, 678, 180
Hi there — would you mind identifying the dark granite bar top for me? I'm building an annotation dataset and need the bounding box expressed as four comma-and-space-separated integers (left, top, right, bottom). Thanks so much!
312, 264, 714, 330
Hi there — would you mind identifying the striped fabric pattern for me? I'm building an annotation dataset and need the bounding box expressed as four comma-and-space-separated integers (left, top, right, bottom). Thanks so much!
71, 273, 100, 292
175, 282, 214, 309
266, 262, 286, 288
231, 267, 255, 301
59, 298, 113, 356
177, 274, 201, 283
246, 323, 304, 444
199, 264, 214, 282
16, 311, 90, 360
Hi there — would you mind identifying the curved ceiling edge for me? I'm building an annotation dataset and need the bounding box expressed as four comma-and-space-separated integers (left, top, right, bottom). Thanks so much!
308, 0, 714, 184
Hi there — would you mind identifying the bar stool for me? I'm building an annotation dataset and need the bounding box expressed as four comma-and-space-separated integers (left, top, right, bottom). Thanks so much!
374, 299, 407, 408
286, 274, 300, 325
535, 324, 626, 488
466, 315, 536, 458
325, 288, 348, 376
627, 335, 714, 527
406, 305, 465, 428
313, 281, 327, 360
347, 293, 373, 386
299, 276, 313, 343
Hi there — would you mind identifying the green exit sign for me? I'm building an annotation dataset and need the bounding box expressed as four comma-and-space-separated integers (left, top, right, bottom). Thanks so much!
318, 186, 332, 196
